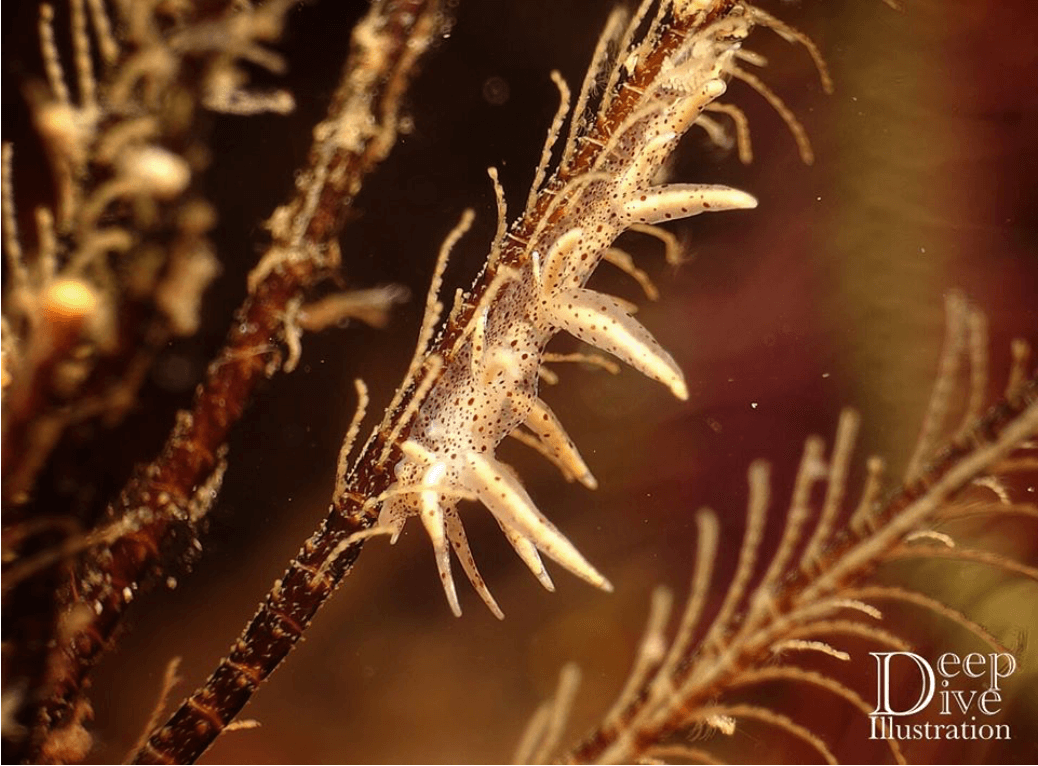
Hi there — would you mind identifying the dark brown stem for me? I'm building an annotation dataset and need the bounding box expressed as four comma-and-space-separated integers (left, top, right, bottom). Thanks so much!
33, 0, 442, 755
134, 474, 381, 764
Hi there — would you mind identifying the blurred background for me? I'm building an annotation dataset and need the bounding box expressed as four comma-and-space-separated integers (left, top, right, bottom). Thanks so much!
5, 0, 1036, 762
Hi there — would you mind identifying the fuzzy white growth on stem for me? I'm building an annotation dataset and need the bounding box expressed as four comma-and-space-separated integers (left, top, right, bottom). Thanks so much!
526, 71, 571, 214
39, 5, 70, 105
335, 380, 369, 497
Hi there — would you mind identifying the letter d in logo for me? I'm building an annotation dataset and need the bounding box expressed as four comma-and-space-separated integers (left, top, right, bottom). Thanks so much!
871, 652, 935, 715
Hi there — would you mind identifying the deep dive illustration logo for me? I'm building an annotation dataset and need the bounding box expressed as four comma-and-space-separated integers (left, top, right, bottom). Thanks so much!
869, 651, 1016, 741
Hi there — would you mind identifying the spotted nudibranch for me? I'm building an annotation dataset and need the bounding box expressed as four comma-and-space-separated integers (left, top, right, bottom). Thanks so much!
365, 5, 762, 618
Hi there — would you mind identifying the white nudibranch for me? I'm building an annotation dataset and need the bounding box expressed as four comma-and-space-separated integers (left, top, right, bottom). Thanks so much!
362, 3, 766, 617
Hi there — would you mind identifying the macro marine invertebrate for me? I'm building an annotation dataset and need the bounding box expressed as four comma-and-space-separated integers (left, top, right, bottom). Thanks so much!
130, 2, 816, 760
367, 12, 764, 615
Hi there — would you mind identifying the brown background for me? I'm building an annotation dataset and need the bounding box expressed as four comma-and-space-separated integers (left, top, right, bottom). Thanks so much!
5, 0, 1036, 762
